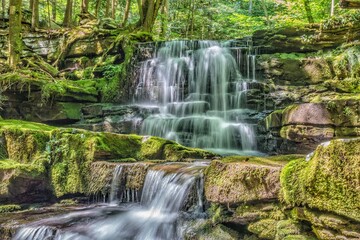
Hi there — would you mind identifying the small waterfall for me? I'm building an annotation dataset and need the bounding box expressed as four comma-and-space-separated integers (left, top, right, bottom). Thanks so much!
109, 165, 123, 203
135, 40, 260, 155
14, 163, 207, 240
14, 226, 57, 240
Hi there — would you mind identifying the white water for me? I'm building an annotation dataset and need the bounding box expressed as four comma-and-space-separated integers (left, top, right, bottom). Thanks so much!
135, 40, 259, 153
14, 163, 207, 240
109, 165, 123, 203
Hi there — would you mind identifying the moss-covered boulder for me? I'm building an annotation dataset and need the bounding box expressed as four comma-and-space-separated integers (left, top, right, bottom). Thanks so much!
281, 138, 360, 221
0, 160, 52, 203
248, 219, 278, 239
0, 119, 215, 199
204, 155, 301, 204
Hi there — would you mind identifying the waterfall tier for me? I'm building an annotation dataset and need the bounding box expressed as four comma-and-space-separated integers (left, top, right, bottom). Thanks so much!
14, 162, 207, 240
135, 40, 260, 154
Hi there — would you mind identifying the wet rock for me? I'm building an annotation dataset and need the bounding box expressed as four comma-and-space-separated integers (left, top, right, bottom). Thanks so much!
73, 104, 160, 134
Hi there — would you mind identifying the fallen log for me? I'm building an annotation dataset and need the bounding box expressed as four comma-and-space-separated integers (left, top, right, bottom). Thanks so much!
340, 0, 360, 8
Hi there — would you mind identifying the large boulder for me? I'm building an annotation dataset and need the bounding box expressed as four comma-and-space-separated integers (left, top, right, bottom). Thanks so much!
0, 119, 216, 199
204, 156, 301, 204
281, 138, 360, 221
0, 161, 52, 203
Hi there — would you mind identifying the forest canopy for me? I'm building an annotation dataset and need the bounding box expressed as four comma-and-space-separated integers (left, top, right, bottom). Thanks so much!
1, 0, 360, 40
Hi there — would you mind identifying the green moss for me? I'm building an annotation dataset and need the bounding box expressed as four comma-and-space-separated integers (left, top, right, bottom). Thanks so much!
94, 132, 142, 159
0, 119, 56, 131
276, 220, 301, 240
248, 219, 278, 240
139, 136, 215, 161
221, 155, 301, 166
139, 136, 167, 159
324, 78, 360, 93
49, 130, 95, 197
0, 204, 21, 213
42, 79, 98, 102
0, 122, 52, 164
280, 139, 360, 221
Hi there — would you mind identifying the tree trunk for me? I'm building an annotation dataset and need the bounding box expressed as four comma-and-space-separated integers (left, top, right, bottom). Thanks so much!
63, 0, 72, 27
95, 0, 101, 17
2, 0, 6, 27
47, 0, 51, 28
111, 0, 116, 19
122, 0, 132, 26
340, 0, 360, 8
137, 0, 164, 32
31, 0, 39, 30
260, 0, 270, 26
249, 0, 253, 14
8, 0, 22, 68
105, 0, 110, 17
81, 0, 88, 14
189, 0, 195, 38
331, 0, 335, 16
51, 0, 56, 21
303, 0, 314, 23
160, 0, 168, 37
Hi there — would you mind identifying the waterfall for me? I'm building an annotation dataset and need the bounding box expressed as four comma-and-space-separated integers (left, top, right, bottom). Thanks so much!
109, 165, 123, 203
13, 163, 207, 240
136, 40, 259, 155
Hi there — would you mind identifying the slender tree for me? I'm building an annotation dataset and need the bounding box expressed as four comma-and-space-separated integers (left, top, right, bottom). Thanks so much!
105, 0, 111, 17
30, 0, 39, 30
303, 0, 314, 23
160, 0, 168, 37
95, 0, 101, 17
8, 0, 22, 68
51, 0, 56, 21
249, 0, 253, 14
122, 0, 132, 26
63, 0, 73, 27
331, 0, 335, 16
137, 0, 165, 32
111, 0, 116, 19
1, 0, 5, 27
81, 0, 89, 14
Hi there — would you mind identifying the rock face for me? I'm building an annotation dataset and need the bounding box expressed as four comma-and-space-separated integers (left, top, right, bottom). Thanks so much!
201, 139, 360, 240
281, 138, 360, 222
253, 21, 360, 54
73, 104, 160, 134
0, 119, 215, 202
257, 44, 360, 154
204, 156, 289, 204
0, 166, 52, 203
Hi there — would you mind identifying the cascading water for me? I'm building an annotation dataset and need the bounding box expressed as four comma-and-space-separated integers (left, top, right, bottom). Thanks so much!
13, 162, 207, 240
135, 40, 260, 155
109, 165, 123, 203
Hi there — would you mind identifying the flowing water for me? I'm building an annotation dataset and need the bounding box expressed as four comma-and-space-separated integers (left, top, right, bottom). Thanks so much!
13, 162, 207, 240
135, 40, 261, 155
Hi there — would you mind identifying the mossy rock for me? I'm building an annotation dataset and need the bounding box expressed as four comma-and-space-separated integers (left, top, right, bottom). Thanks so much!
275, 220, 301, 240
0, 119, 215, 198
204, 156, 291, 204
198, 224, 240, 240
281, 138, 360, 221
0, 159, 51, 203
140, 136, 216, 161
0, 120, 53, 164
0, 204, 21, 213
248, 219, 278, 240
